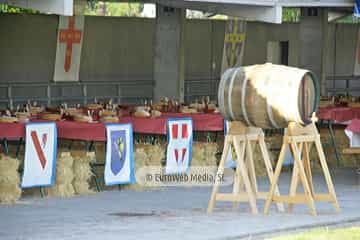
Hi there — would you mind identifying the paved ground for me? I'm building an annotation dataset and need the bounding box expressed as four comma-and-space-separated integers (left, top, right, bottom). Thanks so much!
1, 169, 360, 240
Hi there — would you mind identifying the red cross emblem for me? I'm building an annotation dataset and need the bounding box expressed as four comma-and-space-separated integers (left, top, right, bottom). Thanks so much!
171, 124, 189, 163
59, 16, 82, 72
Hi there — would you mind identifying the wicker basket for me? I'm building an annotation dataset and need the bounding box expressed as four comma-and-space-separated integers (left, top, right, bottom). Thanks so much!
64, 108, 83, 116
180, 107, 198, 114
74, 115, 93, 123
133, 110, 150, 118
100, 116, 119, 123
30, 106, 43, 115
86, 104, 103, 110
41, 113, 62, 121
100, 110, 117, 117
15, 112, 30, 122
151, 110, 162, 118
0, 116, 18, 123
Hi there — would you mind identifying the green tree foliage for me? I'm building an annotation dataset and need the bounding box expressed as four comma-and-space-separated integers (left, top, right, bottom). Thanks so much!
282, 8, 300, 22
84, 2, 144, 17
0, 4, 38, 14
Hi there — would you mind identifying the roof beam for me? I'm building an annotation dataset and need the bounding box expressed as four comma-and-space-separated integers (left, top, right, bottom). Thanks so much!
153, 0, 282, 23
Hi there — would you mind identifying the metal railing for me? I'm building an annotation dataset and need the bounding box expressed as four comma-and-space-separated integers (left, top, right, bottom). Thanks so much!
0, 80, 154, 108
0, 78, 220, 108
326, 75, 360, 95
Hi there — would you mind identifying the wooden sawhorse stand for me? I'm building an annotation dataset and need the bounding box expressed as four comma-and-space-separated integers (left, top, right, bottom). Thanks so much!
208, 122, 284, 214
264, 121, 341, 216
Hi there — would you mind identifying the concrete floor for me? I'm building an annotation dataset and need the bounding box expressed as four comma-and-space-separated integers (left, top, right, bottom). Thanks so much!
1, 169, 360, 240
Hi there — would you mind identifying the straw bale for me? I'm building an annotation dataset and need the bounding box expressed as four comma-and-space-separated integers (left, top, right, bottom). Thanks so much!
47, 184, 75, 198
191, 142, 206, 166
47, 152, 75, 198
203, 142, 219, 166
0, 155, 21, 204
72, 151, 95, 195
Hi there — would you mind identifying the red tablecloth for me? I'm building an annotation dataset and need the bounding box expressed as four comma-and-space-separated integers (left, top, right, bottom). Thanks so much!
0, 113, 224, 141
0, 122, 25, 139
346, 119, 360, 134
317, 107, 360, 122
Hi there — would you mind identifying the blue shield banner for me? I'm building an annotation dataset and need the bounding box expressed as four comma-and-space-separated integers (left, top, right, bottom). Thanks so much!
105, 123, 134, 186
355, 0, 360, 17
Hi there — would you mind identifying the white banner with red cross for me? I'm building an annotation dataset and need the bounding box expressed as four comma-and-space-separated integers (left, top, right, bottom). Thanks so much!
165, 118, 193, 174
54, 15, 84, 82
21, 123, 57, 188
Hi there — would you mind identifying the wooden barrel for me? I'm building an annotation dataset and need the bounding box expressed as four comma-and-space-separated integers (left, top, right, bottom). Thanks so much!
218, 63, 319, 129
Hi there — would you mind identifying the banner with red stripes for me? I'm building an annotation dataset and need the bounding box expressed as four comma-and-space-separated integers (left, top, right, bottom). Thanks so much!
165, 118, 193, 174
21, 123, 57, 188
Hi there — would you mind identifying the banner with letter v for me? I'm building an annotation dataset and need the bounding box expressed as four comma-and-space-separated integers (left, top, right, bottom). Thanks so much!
22, 123, 57, 188
166, 118, 193, 174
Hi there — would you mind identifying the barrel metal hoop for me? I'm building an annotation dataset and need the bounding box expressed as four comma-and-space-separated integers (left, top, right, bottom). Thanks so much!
241, 73, 253, 126
228, 68, 241, 121
218, 68, 233, 118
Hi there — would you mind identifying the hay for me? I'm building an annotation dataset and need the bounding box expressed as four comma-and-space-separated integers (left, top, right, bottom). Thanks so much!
203, 142, 219, 166
143, 144, 165, 166
72, 151, 95, 195
0, 155, 21, 204
191, 142, 219, 166
315, 126, 358, 169
47, 184, 75, 198
122, 143, 165, 191
72, 182, 95, 195
252, 142, 275, 176
216, 136, 278, 177
47, 152, 75, 198
192, 142, 206, 166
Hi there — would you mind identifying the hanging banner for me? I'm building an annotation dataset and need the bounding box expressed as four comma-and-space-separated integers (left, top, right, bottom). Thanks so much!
165, 118, 193, 174
221, 19, 246, 74
355, 0, 360, 17
22, 123, 57, 188
104, 123, 135, 186
354, 27, 360, 75
54, 15, 84, 82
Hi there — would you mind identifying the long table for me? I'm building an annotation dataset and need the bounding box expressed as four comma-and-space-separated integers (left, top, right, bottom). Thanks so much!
318, 107, 360, 123
0, 113, 224, 141
316, 107, 360, 166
